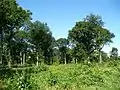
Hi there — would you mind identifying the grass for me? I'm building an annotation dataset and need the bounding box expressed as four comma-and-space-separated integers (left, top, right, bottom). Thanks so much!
2, 61, 120, 90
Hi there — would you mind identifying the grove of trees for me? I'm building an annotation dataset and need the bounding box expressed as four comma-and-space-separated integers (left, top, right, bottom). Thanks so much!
0, 0, 119, 68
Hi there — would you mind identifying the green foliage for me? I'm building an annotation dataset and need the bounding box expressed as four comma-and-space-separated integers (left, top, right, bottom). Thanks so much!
29, 21, 54, 64
110, 47, 119, 60
29, 64, 48, 73
68, 14, 115, 62
56, 38, 69, 64
4, 69, 38, 90
2, 61, 120, 90
0, 1, 119, 89
0, 0, 31, 67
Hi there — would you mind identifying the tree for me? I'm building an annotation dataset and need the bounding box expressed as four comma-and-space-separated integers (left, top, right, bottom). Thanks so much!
13, 30, 30, 65
29, 21, 53, 65
56, 38, 69, 64
72, 44, 87, 63
0, 0, 31, 67
68, 14, 115, 63
93, 27, 115, 63
101, 51, 109, 62
91, 50, 108, 62
84, 14, 115, 63
110, 47, 118, 60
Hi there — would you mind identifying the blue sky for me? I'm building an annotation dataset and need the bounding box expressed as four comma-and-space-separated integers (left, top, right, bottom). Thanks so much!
17, 0, 120, 55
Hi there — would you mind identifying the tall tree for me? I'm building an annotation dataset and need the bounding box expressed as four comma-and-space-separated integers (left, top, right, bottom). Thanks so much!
29, 21, 53, 65
13, 30, 30, 65
68, 14, 115, 63
85, 14, 115, 63
56, 38, 69, 64
0, 0, 31, 67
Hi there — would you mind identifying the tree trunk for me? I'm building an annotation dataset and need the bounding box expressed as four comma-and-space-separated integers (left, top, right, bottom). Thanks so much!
36, 52, 39, 66
0, 30, 3, 65
87, 56, 91, 64
20, 52, 23, 65
0, 60, 2, 64
99, 45, 104, 63
8, 50, 11, 68
64, 58, 67, 64
87, 56, 90, 61
23, 53, 25, 66
24, 48, 27, 64
64, 54, 67, 64
0, 46, 2, 64
75, 59, 77, 64
99, 51, 102, 63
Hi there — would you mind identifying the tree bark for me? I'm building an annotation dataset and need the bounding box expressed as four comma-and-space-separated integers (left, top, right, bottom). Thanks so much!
99, 44, 104, 63
8, 50, 11, 68
20, 52, 23, 65
87, 56, 91, 64
64, 54, 67, 64
64, 58, 67, 64
0, 30, 3, 65
23, 53, 25, 66
36, 52, 39, 66
99, 51, 102, 63
75, 58, 77, 64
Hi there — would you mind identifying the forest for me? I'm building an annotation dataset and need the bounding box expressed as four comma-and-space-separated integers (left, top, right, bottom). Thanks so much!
0, 0, 120, 90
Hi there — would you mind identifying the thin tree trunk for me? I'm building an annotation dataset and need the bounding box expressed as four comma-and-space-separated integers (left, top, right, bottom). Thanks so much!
25, 52, 27, 64
64, 58, 67, 64
75, 59, 77, 64
36, 52, 39, 66
64, 54, 67, 64
23, 53, 25, 66
0, 30, 3, 65
72, 58, 74, 63
8, 50, 11, 68
87, 56, 90, 64
99, 45, 104, 63
0, 60, 2, 64
20, 52, 22, 65
0, 46, 2, 64
99, 51, 102, 63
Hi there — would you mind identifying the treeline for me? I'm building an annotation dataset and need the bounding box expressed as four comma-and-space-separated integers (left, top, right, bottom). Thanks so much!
0, 0, 119, 67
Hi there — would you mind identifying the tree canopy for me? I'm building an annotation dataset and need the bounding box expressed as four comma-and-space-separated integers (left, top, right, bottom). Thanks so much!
68, 14, 115, 63
0, 1, 118, 67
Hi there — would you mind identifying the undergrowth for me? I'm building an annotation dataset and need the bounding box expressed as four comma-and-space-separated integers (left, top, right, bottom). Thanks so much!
1, 61, 120, 90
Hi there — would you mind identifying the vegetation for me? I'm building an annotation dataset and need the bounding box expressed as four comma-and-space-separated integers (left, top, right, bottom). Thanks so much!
0, 0, 120, 90
1, 61, 120, 90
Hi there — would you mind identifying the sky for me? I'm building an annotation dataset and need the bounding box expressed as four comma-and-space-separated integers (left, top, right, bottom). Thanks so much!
17, 0, 120, 55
